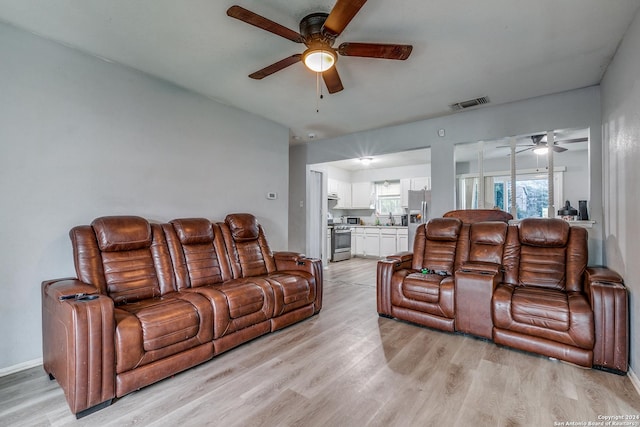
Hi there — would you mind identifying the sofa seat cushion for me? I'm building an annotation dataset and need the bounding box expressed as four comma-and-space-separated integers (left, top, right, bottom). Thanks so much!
265, 272, 315, 316
220, 280, 270, 319
511, 286, 569, 331
185, 278, 275, 340
402, 272, 442, 303
493, 284, 594, 350
390, 271, 455, 319
114, 293, 213, 373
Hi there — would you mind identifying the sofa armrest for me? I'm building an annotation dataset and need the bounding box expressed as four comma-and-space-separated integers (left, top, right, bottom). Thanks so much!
458, 261, 502, 277
584, 267, 628, 373
384, 251, 414, 269
455, 263, 502, 339
273, 251, 313, 272
42, 279, 115, 417
377, 257, 415, 317
273, 252, 323, 313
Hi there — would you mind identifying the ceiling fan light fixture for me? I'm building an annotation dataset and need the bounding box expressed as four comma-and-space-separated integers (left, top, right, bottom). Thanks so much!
303, 47, 336, 72
533, 146, 549, 155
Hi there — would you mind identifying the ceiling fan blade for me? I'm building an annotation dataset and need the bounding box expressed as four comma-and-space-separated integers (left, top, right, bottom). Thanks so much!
515, 147, 534, 154
551, 145, 568, 153
227, 5, 303, 43
338, 42, 413, 60
322, 66, 344, 94
557, 137, 588, 144
322, 0, 368, 38
248, 54, 302, 80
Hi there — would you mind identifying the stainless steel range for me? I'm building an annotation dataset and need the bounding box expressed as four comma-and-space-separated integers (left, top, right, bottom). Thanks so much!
331, 225, 352, 262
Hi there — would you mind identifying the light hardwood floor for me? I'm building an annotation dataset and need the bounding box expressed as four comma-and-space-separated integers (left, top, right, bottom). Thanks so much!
2, 258, 640, 426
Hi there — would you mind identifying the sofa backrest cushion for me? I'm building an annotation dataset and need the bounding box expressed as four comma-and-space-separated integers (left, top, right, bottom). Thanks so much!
70, 216, 174, 304
92, 216, 152, 252
412, 218, 462, 274
226, 213, 260, 242
172, 218, 214, 245
164, 218, 230, 289
468, 221, 508, 264
222, 213, 276, 278
516, 218, 587, 292
519, 218, 569, 247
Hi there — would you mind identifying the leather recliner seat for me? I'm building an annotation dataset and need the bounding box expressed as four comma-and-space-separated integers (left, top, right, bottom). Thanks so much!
377, 214, 628, 374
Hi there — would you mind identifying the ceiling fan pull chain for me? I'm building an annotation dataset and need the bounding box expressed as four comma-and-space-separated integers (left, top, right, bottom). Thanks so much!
316, 72, 323, 113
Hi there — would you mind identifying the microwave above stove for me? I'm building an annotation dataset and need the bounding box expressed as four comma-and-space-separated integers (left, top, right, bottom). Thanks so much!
346, 217, 360, 225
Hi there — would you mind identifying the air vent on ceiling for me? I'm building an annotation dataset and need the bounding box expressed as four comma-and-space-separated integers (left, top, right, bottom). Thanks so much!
449, 96, 490, 111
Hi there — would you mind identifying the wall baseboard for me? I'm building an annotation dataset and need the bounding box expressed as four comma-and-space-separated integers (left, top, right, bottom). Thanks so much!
628, 367, 640, 397
0, 358, 43, 377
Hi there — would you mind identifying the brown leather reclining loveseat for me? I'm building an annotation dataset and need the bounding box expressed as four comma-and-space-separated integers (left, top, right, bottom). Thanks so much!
377, 212, 628, 374
42, 213, 322, 418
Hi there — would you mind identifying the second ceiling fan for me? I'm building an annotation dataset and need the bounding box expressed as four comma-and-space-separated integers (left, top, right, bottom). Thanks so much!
227, 0, 413, 94
516, 134, 588, 155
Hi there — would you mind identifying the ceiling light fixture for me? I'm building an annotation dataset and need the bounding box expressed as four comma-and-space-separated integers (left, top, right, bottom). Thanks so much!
359, 157, 373, 166
533, 146, 549, 155
303, 43, 337, 72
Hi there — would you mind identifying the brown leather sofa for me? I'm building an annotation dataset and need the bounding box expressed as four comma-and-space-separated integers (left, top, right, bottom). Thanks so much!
42, 213, 322, 418
377, 214, 628, 374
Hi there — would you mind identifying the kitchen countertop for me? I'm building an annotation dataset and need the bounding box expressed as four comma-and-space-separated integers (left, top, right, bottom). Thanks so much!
346, 225, 408, 229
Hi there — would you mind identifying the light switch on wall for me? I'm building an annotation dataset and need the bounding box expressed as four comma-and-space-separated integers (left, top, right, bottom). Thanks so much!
266, 192, 277, 200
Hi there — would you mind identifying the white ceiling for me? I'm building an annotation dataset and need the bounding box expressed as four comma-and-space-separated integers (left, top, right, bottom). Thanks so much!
1, 1, 639, 144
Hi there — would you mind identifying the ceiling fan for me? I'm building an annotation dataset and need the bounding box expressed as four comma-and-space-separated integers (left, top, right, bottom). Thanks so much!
503, 134, 588, 155
227, 1, 413, 94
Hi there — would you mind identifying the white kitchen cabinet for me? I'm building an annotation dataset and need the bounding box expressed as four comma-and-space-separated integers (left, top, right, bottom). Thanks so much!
350, 228, 356, 255
400, 177, 430, 207
351, 181, 374, 209
354, 228, 365, 257
328, 178, 339, 195
411, 176, 431, 191
364, 228, 380, 257
327, 229, 332, 261
329, 178, 352, 209
400, 178, 411, 207
379, 228, 397, 257
397, 228, 409, 252
339, 181, 352, 208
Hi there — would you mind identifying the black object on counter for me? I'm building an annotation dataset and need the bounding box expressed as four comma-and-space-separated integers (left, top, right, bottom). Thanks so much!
578, 200, 589, 220
558, 200, 578, 217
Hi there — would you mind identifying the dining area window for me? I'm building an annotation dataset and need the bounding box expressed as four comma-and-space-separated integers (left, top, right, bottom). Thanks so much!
455, 129, 588, 219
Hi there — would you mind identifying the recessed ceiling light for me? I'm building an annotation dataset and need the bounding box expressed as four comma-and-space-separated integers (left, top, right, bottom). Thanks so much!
359, 157, 374, 166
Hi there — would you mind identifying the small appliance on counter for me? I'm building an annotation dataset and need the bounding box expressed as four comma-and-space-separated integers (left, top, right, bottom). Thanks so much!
346, 217, 360, 225
558, 200, 578, 221
578, 200, 589, 220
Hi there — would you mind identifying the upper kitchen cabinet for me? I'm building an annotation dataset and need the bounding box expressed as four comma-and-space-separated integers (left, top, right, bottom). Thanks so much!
328, 178, 352, 209
351, 182, 374, 209
401, 177, 432, 207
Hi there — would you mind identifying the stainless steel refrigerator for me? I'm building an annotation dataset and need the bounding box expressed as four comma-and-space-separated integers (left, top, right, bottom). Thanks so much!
408, 189, 431, 250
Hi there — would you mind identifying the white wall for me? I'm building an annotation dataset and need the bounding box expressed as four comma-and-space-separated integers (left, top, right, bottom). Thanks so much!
0, 22, 289, 371
601, 8, 640, 373
291, 86, 603, 262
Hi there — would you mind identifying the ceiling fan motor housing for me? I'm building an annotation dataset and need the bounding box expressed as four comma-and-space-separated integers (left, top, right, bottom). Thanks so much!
300, 12, 335, 46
